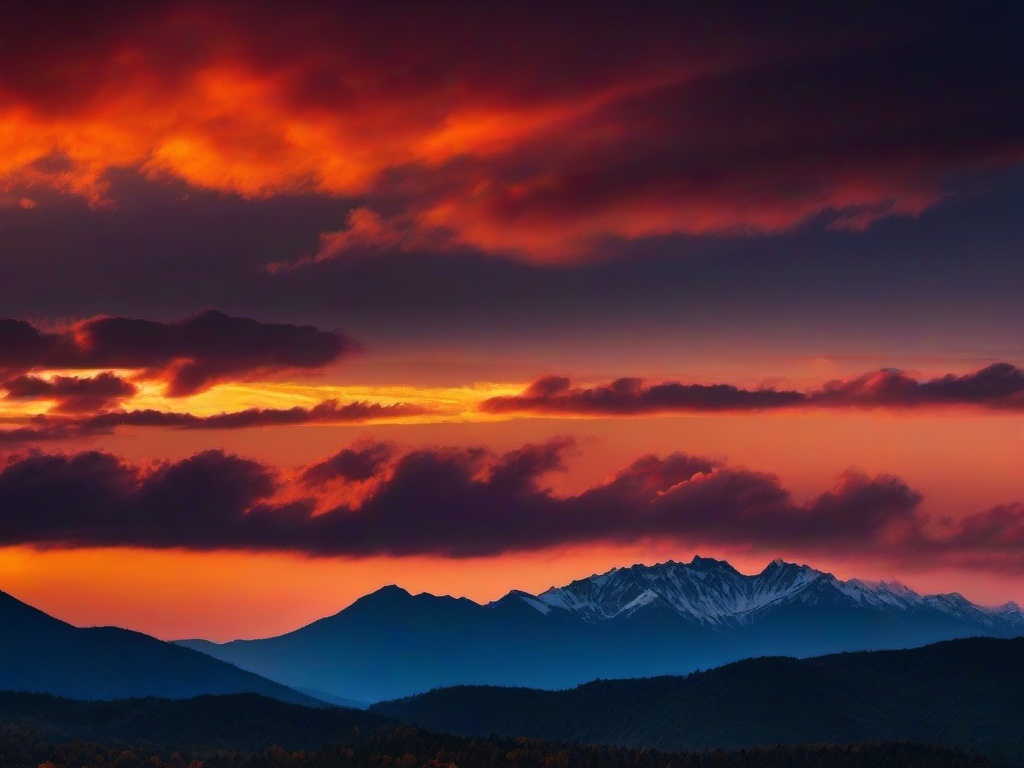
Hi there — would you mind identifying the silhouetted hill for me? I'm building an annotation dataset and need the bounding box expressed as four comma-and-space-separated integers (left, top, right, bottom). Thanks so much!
0, 590, 320, 705
373, 637, 1024, 766
0, 690, 391, 751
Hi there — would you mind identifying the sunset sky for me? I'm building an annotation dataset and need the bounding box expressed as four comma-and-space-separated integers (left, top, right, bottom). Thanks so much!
1, 0, 1023, 642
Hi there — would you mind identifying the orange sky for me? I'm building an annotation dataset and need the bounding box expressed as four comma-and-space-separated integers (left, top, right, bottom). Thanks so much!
3, 2, 1024, 645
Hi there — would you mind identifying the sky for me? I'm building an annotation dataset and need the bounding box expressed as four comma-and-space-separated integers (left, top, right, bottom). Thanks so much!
1, 0, 1023, 641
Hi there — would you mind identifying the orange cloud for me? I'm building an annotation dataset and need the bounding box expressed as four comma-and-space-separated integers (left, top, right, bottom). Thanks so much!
3, 3, 1021, 263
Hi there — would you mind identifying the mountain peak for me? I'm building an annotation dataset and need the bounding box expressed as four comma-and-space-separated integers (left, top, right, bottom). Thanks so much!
374, 584, 412, 597
760, 557, 814, 573
690, 555, 727, 566
343, 584, 413, 611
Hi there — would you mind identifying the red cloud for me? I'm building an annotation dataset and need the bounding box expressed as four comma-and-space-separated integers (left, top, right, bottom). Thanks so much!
2, 3, 1022, 262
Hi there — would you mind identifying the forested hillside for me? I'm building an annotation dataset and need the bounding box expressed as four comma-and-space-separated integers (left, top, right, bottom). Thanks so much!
374, 637, 1024, 765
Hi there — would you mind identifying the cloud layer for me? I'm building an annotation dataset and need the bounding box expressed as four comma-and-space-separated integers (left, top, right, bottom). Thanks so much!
0, 309, 358, 396
481, 364, 1024, 415
2, 2, 1023, 262
3, 362, 1019, 444
0, 400, 426, 444
0, 439, 1021, 571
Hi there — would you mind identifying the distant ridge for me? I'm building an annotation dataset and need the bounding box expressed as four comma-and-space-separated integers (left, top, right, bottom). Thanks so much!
372, 636, 1024, 765
0, 589, 322, 705
179, 557, 1024, 702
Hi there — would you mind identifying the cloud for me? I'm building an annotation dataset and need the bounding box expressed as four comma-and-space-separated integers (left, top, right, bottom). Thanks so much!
301, 442, 398, 485
0, 420, 85, 444
814, 363, 1024, 409
0, 309, 358, 396
0, 450, 279, 550
2, 372, 136, 413
1, 438, 1022, 570
0, 400, 426, 444
1, 3, 1023, 262
87, 400, 426, 430
483, 375, 805, 414
481, 363, 1024, 415
925, 503, 1024, 566
268, 208, 426, 272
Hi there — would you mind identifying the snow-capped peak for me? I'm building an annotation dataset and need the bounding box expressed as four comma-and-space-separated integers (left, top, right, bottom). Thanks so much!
526, 557, 830, 626
502, 557, 1024, 631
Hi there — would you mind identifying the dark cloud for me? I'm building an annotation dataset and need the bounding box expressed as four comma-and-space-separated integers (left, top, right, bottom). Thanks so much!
87, 400, 425, 430
0, 400, 425, 444
0, 439, 1021, 570
483, 375, 805, 415
814, 363, 1024, 409
2, 372, 136, 413
0, 310, 358, 396
0, 450, 279, 550
481, 364, 1024, 415
301, 442, 398, 485
0, 420, 84, 444
0, 320, 54, 369
926, 504, 1024, 561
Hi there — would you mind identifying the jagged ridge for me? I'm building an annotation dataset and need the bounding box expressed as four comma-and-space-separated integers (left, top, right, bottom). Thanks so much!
516, 556, 1024, 629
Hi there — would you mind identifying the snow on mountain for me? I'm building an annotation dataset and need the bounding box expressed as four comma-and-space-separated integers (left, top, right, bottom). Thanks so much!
503, 556, 1024, 629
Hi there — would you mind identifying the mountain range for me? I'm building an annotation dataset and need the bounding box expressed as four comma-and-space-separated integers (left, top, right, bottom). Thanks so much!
2, 558, 1023, 763
178, 557, 1024, 702
0, 589, 319, 705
